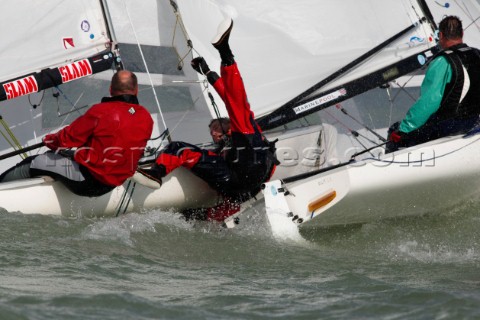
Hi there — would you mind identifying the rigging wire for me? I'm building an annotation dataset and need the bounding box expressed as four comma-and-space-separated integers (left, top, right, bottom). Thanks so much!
123, 182, 136, 214
168, 0, 226, 134
52, 86, 88, 118
116, 180, 133, 217
170, 0, 194, 70
320, 103, 386, 158
122, 0, 170, 141
324, 107, 379, 145
455, 1, 480, 32
0, 116, 26, 159
27, 90, 44, 110
27, 91, 45, 147
384, 84, 395, 127
390, 78, 419, 103
140, 129, 171, 159
334, 104, 387, 142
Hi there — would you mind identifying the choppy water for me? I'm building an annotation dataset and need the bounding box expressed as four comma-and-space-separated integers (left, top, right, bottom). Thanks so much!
1, 197, 480, 320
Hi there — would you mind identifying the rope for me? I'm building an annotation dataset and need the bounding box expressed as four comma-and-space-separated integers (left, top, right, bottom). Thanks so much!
0, 116, 28, 159
335, 104, 387, 142
172, 16, 192, 70
324, 108, 379, 147
208, 92, 223, 121
53, 86, 86, 118
455, 2, 480, 33
122, 0, 169, 141
143, 128, 171, 158
169, 0, 199, 70
168, 0, 226, 135
350, 141, 388, 160
115, 180, 136, 217
122, 182, 136, 215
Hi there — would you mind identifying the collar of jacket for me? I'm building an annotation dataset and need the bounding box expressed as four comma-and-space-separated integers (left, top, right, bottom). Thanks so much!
101, 94, 139, 105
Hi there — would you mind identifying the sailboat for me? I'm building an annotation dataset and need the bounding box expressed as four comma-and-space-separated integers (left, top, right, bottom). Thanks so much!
0, 0, 332, 216
254, 0, 480, 238
1, 0, 479, 227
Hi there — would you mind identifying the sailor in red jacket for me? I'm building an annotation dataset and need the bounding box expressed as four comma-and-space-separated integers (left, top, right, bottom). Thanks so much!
141, 19, 277, 221
0, 70, 154, 196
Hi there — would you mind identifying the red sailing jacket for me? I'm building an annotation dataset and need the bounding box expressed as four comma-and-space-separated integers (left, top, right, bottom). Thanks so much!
44, 95, 153, 186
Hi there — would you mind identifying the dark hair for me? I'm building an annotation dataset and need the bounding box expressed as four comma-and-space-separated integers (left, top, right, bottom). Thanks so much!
111, 70, 138, 95
209, 117, 230, 132
439, 15, 463, 40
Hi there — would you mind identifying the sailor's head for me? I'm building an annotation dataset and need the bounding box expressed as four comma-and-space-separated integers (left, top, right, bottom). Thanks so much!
110, 70, 138, 96
438, 16, 463, 49
209, 117, 231, 143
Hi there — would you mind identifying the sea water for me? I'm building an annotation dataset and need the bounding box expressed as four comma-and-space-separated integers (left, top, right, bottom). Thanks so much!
1, 197, 480, 319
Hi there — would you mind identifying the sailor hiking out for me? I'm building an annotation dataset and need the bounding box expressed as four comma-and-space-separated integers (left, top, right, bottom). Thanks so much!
139, 18, 278, 222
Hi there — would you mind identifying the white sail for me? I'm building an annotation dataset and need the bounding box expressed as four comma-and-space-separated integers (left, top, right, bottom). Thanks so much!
0, 0, 117, 170
0, 0, 443, 152
175, 0, 438, 128
0, 0, 113, 85
103, 0, 215, 144
425, 0, 480, 47
2, 0, 479, 154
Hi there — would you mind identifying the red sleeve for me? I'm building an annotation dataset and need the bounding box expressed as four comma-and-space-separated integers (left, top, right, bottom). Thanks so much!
45, 107, 99, 149
43, 133, 60, 150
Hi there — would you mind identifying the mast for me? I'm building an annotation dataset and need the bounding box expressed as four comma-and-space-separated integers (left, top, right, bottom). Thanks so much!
100, 0, 124, 70
417, 0, 438, 30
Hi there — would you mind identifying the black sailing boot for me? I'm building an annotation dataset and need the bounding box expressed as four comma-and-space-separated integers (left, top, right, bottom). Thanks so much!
211, 18, 235, 66
191, 57, 220, 85
132, 164, 166, 189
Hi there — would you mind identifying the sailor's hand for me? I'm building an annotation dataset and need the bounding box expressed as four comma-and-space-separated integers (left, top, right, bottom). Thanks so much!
43, 134, 59, 150
389, 131, 404, 143
191, 57, 210, 75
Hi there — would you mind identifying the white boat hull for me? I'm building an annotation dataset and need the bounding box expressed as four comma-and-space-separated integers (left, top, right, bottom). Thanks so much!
0, 167, 221, 217
0, 125, 332, 218
263, 133, 480, 232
